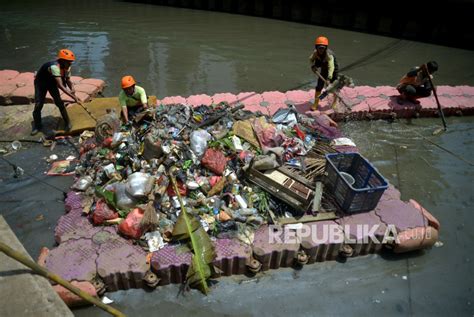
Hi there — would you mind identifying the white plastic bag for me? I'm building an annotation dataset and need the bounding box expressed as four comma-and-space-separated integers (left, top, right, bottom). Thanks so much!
190, 130, 212, 157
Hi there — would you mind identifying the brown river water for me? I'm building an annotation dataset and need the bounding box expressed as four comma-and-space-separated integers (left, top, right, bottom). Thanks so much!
0, 1, 473, 316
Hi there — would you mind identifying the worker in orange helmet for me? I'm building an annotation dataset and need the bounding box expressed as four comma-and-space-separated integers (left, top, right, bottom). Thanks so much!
31, 49, 79, 135
397, 61, 438, 103
309, 36, 339, 110
118, 75, 148, 124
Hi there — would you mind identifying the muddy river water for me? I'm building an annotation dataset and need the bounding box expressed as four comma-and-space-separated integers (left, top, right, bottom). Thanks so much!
0, 1, 473, 316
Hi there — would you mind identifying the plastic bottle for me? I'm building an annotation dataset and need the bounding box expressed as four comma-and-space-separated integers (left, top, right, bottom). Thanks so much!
235, 195, 248, 209
212, 199, 220, 215
231, 184, 240, 195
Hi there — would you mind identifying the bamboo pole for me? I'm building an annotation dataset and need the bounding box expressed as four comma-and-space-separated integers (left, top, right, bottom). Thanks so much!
77, 101, 98, 122
425, 69, 447, 130
0, 241, 126, 317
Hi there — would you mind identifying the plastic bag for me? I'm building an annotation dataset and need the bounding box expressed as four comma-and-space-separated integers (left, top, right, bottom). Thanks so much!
92, 199, 119, 225
272, 107, 298, 127
47, 160, 75, 176
190, 130, 212, 157
112, 183, 138, 210
126, 172, 155, 198
118, 208, 145, 239
252, 153, 280, 171
71, 176, 93, 191
201, 148, 228, 176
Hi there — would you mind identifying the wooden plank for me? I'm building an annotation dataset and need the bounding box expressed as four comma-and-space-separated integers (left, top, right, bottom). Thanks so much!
247, 168, 312, 211
311, 181, 323, 212
278, 166, 315, 188
66, 96, 157, 134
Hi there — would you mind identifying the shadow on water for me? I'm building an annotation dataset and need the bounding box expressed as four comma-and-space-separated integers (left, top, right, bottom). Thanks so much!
378, 248, 426, 262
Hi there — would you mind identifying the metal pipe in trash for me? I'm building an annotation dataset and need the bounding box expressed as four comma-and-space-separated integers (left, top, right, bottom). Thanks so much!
0, 241, 126, 317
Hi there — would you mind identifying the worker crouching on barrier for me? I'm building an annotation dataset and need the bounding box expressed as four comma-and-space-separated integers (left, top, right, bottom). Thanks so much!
119, 75, 148, 124
309, 36, 339, 110
31, 49, 79, 135
397, 61, 438, 104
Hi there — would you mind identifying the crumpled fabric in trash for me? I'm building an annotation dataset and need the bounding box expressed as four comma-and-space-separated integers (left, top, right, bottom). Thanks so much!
299, 114, 342, 140
251, 117, 286, 148
252, 153, 280, 171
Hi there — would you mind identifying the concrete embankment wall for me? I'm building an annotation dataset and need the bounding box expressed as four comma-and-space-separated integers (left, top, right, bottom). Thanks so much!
129, 0, 474, 50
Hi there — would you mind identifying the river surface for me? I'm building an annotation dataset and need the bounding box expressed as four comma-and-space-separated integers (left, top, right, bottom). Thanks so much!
0, 1, 473, 316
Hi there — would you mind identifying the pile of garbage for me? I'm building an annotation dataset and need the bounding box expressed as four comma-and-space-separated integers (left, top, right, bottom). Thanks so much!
71, 102, 341, 256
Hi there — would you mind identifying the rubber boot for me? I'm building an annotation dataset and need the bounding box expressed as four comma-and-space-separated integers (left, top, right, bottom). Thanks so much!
330, 93, 338, 109
311, 91, 321, 110
32, 103, 43, 135
59, 107, 72, 131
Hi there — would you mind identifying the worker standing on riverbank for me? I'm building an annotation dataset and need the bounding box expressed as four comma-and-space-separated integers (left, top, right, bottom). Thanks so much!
309, 36, 339, 110
31, 49, 79, 135
397, 61, 438, 103
119, 75, 148, 124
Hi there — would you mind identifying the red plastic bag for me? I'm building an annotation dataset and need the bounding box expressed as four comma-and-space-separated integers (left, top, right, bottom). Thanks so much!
201, 148, 228, 175
294, 125, 306, 140
167, 180, 187, 197
92, 199, 119, 225
118, 208, 145, 239
209, 176, 222, 187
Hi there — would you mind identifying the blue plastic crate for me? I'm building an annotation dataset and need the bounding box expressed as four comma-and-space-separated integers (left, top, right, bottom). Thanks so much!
324, 153, 388, 213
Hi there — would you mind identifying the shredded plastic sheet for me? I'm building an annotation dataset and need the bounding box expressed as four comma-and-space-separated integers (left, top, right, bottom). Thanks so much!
272, 107, 298, 127
46, 160, 75, 176
144, 231, 165, 252
331, 137, 357, 147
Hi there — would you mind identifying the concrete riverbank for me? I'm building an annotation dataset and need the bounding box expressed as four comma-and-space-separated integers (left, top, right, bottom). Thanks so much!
0, 216, 73, 317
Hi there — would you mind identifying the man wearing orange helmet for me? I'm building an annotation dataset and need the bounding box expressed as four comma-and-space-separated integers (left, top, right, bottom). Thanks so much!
31, 49, 79, 135
309, 36, 339, 110
397, 61, 438, 103
118, 75, 148, 124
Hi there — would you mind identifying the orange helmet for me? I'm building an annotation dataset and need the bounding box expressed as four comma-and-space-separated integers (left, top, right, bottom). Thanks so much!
315, 36, 329, 46
121, 75, 136, 89
57, 49, 75, 61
